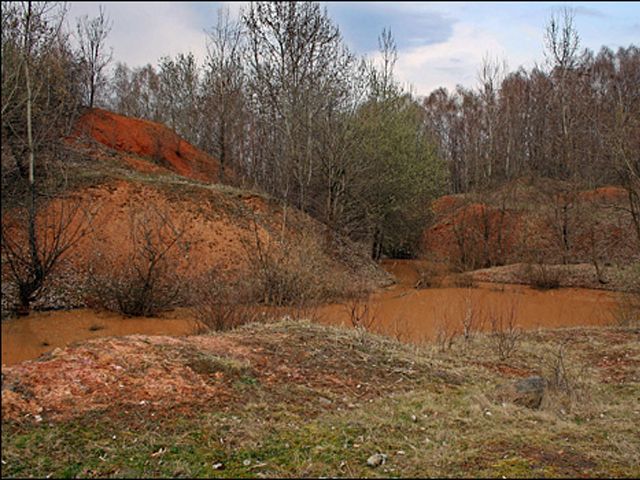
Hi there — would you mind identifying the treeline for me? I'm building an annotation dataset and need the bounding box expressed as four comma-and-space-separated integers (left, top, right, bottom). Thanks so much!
2, 2, 447, 258
423, 11, 639, 193
102, 5, 449, 258
100, 6, 640, 255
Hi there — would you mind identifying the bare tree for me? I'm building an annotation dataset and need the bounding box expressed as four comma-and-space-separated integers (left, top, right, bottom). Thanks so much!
76, 5, 112, 108
2, 196, 93, 314
86, 207, 186, 317
157, 52, 200, 142
244, 1, 352, 214
544, 8, 580, 72
202, 6, 246, 183
1, 1, 89, 315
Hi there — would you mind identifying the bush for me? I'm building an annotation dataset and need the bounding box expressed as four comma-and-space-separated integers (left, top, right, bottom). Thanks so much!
488, 302, 522, 361
189, 268, 262, 333
85, 208, 186, 316
241, 219, 350, 307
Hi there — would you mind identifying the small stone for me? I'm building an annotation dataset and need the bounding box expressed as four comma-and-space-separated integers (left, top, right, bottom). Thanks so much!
367, 453, 387, 468
410, 414, 417, 422
212, 462, 224, 470
243, 459, 251, 467
34, 414, 43, 422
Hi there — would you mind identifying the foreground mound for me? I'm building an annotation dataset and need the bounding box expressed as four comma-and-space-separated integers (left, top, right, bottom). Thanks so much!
2, 320, 638, 477
75, 108, 225, 183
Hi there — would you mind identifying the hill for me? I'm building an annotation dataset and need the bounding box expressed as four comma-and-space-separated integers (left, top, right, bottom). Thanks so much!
74, 108, 226, 184
1, 109, 391, 314
422, 177, 639, 289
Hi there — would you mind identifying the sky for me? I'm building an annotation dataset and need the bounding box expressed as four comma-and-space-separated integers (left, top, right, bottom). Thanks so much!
66, 1, 640, 97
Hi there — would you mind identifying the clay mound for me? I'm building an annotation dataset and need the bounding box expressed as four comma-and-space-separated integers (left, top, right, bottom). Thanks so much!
424, 202, 522, 269
431, 194, 467, 217
75, 108, 223, 183
423, 182, 638, 270
578, 185, 628, 204
1, 334, 248, 421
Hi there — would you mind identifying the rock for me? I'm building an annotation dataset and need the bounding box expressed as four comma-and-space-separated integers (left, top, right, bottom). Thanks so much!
367, 453, 387, 468
497, 376, 546, 409
212, 462, 224, 470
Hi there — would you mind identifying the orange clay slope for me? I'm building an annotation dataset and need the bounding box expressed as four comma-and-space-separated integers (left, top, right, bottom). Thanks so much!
1, 109, 391, 313
74, 108, 225, 183
422, 179, 638, 270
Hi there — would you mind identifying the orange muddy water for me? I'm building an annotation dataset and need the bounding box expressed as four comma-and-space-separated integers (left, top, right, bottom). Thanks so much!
1, 260, 620, 365
1, 309, 197, 366
315, 260, 618, 342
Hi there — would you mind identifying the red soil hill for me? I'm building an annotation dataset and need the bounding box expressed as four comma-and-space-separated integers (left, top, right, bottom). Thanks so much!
423, 184, 637, 270
75, 108, 223, 183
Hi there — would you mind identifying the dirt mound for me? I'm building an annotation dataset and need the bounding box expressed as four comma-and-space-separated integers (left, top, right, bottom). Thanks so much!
74, 108, 223, 183
1, 178, 390, 312
423, 182, 638, 270
1, 320, 434, 421
424, 202, 523, 270
1, 334, 250, 420
578, 185, 628, 204
3, 107, 392, 313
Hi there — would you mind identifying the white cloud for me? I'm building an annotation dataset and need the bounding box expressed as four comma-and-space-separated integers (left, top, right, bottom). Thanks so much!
391, 22, 511, 96
67, 2, 209, 68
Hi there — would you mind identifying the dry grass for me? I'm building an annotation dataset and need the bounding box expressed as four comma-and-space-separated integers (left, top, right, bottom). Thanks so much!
613, 263, 640, 326
523, 262, 564, 290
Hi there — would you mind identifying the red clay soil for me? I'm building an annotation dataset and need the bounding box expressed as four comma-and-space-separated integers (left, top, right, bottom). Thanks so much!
424, 202, 523, 268
577, 185, 629, 204
423, 184, 638, 269
74, 108, 223, 183
1, 178, 386, 312
1, 334, 251, 421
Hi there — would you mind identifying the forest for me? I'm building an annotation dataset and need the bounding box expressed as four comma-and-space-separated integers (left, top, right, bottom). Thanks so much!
4, 3, 637, 261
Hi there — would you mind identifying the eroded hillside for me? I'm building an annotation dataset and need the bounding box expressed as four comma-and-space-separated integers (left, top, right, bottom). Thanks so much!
1, 109, 391, 314
422, 177, 639, 288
